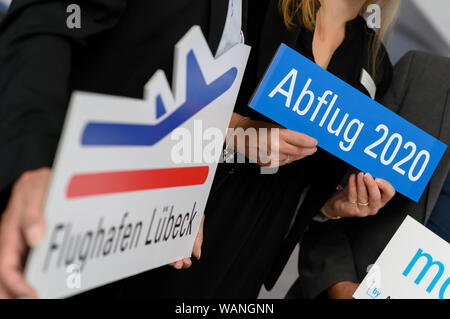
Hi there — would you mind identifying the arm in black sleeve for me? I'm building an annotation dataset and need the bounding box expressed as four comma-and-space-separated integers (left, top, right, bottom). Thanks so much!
0, 0, 127, 192
298, 219, 358, 299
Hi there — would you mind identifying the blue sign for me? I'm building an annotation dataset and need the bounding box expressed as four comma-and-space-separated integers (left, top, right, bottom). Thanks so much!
82, 50, 237, 146
249, 44, 447, 202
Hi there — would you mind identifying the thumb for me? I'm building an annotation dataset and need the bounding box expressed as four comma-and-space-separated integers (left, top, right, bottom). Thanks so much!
24, 216, 45, 248
192, 215, 205, 260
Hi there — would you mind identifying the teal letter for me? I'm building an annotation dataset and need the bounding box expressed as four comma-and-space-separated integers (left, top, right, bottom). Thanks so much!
403, 248, 445, 293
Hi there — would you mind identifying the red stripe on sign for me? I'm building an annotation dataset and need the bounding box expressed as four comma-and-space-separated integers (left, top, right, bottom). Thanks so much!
66, 166, 209, 199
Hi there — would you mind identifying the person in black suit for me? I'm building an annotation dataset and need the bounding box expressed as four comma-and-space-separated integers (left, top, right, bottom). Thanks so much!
287, 51, 450, 299
0, 0, 398, 299
0, 0, 244, 298
427, 172, 450, 243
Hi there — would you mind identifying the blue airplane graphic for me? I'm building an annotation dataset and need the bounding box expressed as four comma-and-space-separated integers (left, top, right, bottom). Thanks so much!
81, 50, 238, 146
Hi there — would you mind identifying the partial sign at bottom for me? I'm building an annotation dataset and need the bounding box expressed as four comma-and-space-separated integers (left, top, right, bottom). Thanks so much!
354, 216, 450, 299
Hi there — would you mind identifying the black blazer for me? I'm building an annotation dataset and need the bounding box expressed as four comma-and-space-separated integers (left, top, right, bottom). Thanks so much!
0, 0, 238, 202
239, 0, 393, 290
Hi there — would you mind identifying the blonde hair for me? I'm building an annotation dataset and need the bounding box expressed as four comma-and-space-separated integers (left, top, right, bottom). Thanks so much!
280, 0, 401, 77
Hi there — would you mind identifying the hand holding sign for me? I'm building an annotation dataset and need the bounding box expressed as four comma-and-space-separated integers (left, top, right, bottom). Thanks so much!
231, 118, 318, 167
0, 168, 50, 299
322, 172, 396, 219
328, 281, 360, 299
353, 216, 450, 299
170, 215, 204, 269
0, 166, 206, 298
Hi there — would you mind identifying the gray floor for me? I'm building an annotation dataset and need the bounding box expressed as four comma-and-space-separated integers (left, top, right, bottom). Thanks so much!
258, 245, 299, 299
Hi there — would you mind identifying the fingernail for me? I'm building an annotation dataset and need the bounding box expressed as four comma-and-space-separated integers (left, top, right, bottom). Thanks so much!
174, 261, 183, 269
25, 225, 44, 247
359, 172, 364, 177
365, 173, 372, 178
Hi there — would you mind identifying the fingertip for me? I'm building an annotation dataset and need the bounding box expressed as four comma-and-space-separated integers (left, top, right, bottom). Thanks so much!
300, 134, 317, 148
357, 172, 365, 185
17, 292, 37, 299
357, 172, 364, 182
364, 173, 376, 185
25, 224, 45, 247
10, 279, 38, 299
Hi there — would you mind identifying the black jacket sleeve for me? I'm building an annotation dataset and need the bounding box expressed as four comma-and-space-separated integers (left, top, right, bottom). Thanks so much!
295, 41, 398, 299
0, 0, 127, 192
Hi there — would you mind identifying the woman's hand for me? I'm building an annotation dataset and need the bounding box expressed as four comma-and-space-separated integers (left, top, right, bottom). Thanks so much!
232, 118, 318, 167
322, 172, 396, 219
170, 215, 204, 270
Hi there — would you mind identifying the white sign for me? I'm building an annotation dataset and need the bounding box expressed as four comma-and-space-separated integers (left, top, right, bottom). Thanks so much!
354, 216, 450, 299
24, 26, 250, 298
